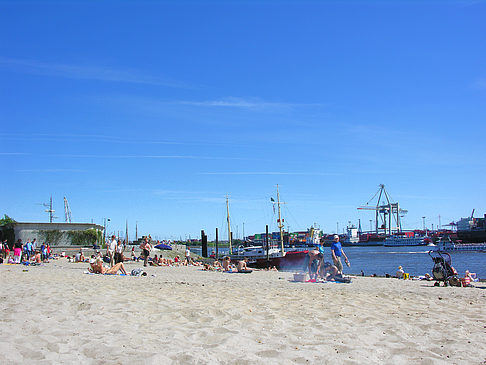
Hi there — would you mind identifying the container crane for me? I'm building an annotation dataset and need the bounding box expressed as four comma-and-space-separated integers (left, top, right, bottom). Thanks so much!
357, 184, 407, 235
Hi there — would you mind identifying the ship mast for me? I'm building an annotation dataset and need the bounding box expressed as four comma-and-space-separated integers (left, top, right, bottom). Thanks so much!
276, 185, 285, 255
226, 195, 232, 254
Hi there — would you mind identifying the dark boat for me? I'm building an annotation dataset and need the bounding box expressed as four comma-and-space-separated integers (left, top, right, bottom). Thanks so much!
229, 245, 308, 270
456, 214, 486, 243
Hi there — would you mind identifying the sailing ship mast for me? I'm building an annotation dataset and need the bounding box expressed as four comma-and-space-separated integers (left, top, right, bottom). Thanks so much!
276, 185, 285, 255
226, 196, 232, 254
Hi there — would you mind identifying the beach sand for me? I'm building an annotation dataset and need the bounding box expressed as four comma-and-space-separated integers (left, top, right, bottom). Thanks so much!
1, 260, 485, 364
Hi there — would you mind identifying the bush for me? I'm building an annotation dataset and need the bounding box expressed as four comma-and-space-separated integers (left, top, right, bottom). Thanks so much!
67, 229, 100, 245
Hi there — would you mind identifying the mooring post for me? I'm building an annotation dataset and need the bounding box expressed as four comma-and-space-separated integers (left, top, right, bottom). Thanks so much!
201, 230, 208, 258
215, 228, 219, 259
266, 224, 269, 262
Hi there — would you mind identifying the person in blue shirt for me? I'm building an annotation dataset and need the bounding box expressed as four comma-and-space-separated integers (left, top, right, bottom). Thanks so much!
330, 235, 349, 274
40, 242, 47, 261
24, 240, 32, 260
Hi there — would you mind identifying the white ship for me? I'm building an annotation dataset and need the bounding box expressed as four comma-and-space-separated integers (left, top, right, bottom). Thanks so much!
384, 234, 428, 247
436, 238, 486, 251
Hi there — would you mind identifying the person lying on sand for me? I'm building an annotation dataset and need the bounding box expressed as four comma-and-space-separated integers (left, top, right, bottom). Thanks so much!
237, 258, 253, 273
89, 256, 128, 275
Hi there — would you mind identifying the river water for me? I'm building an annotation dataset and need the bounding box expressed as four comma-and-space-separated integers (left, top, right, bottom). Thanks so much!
190, 245, 486, 278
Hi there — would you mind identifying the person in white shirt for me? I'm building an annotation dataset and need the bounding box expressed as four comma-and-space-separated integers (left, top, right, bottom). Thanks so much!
185, 247, 191, 265
108, 235, 117, 267
114, 239, 124, 264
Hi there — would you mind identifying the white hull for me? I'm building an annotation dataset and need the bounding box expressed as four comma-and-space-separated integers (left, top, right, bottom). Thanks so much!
384, 236, 426, 247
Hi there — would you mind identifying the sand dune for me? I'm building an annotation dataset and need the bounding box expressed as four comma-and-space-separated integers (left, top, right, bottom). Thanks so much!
1, 260, 485, 364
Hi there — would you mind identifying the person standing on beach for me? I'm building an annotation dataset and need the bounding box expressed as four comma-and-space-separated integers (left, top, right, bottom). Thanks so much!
114, 239, 124, 264
185, 246, 191, 265
108, 235, 117, 267
24, 239, 32, 261
2, 240, 9, 259
331, 235, 349, 275
140, 237, 152, 267
13, 239, 22, 264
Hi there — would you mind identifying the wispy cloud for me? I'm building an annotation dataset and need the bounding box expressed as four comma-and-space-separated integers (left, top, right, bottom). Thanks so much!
0, 152, 28, 156
0, 133, 233, 147
164, 97, 326, 112
200, 171, 341, 176
0, 56, 189, 88
170, 97, 323, 111
15, 168, 86, 173
45, 154, 260, 161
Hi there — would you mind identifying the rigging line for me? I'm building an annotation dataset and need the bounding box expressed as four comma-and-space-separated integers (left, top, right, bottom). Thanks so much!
365, 186, 381, 205
283, 205, 301, 231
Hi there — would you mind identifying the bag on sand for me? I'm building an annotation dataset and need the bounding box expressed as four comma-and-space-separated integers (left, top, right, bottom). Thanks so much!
131, 268, 147, 276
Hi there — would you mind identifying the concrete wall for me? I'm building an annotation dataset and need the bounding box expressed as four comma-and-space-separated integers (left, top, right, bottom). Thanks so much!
13, 222, 104, 246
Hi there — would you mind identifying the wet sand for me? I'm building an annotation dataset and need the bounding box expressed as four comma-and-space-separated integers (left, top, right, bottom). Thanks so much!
1, 260, 485, 364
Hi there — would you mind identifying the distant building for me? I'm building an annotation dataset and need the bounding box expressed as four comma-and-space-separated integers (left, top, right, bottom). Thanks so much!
11, 222, 104, 246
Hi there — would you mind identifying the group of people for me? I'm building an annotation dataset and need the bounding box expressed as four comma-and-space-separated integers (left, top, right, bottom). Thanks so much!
1, 238, 52, 264
305, 234, 349, 281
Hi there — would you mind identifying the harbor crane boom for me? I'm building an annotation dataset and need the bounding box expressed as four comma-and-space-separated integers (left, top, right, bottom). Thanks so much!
64, 197, 72, 223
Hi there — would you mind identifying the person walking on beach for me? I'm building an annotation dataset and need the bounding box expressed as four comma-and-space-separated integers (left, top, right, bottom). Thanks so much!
140, 237, 152, 267
331, 235, 349, 275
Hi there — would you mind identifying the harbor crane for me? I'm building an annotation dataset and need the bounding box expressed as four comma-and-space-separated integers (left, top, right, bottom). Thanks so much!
357, 184, 408, 235
64, 197, 72, 223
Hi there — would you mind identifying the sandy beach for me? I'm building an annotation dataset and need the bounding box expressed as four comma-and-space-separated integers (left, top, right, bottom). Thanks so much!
1, 260, 485, 364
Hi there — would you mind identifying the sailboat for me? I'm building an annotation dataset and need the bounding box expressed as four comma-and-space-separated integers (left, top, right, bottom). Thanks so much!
228, 185, 309, 270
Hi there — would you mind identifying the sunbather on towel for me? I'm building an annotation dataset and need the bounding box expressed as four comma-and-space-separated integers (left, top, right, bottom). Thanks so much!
89, 256, 128, 275
237, 258, 252, 273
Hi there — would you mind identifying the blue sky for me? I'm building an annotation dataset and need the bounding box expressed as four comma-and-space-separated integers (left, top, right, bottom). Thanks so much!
1, 0, 485, 240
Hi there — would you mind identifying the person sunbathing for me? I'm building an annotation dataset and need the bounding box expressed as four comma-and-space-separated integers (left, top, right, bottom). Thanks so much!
237, 258, 253, 273
34, 251, 42, 264
222, 256, 232, 271
75, 250, 85, 262
461, 270, 477, 287
89, 257, 128, 275
150, 255, 161, 266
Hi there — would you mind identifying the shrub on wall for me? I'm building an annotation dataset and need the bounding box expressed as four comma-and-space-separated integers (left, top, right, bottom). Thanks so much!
38, 230, 65, 245
67, 229, 100, 245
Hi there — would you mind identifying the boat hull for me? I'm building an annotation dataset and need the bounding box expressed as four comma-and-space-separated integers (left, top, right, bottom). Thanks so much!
230, 250, 309, 270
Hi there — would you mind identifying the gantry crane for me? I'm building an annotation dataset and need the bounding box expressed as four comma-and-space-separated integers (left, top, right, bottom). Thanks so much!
357, 184, 407, 235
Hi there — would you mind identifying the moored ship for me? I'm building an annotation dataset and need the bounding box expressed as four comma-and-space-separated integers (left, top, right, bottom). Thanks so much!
436, 237, 486, 252
456, 213, 486, 243
384, 233, 429, 247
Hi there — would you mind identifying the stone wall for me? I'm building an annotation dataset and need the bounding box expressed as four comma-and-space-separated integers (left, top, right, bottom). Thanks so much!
13, 222, 104, 246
